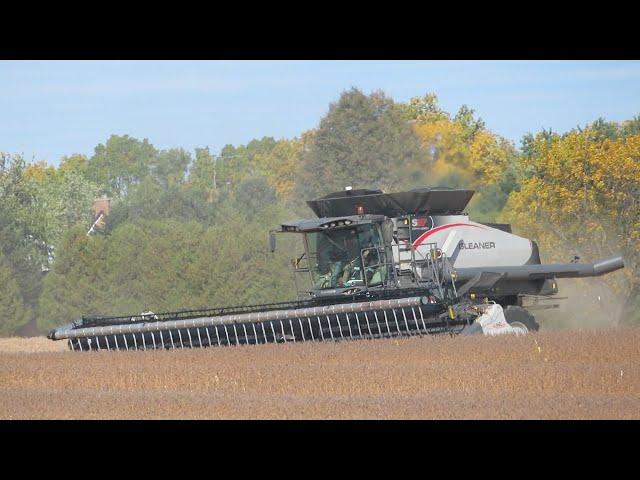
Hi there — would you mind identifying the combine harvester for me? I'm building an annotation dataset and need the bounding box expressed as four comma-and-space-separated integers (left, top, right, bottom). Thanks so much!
48, 187, 624, 351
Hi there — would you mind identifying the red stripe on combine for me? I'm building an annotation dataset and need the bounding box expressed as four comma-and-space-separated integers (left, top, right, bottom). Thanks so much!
412, 223, 484, 248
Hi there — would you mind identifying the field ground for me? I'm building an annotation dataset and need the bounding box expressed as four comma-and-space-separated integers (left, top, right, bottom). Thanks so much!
1, 327, 639, 419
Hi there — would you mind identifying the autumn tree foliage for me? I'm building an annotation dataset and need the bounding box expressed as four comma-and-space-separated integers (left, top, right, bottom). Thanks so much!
503, 126, 640, 323
406, 93, 519, 221
253, 137, 305, 199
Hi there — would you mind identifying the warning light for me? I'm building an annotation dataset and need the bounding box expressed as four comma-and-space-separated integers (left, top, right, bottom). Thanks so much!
356, 205, 364, 215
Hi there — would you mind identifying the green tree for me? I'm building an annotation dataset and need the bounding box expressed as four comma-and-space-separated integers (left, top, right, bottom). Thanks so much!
217, 137, 278, 189
151, 148, 190, 189
182, 202, 299, 309
30, 169, 100, 249
37, 226, 109, 331
58, 153, 90, 177
297, 88, 425, 200
0, 154, 49, 320
454, 104, 486, 143
621, 115, 640, 137
0, 252, 27, 336
586, 118, 620, 141
86, 135, 158, 198
232, 176, 278, 220
106, 176, 218, 230
401, 93, 449, 123
188, 147, 219, 201
38, 211, 299, 331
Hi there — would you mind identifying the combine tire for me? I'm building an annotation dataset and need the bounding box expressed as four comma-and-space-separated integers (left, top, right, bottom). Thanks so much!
503, 306, 539, 333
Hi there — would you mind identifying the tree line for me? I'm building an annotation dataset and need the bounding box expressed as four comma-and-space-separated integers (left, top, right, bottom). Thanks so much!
1, 88, 639, 335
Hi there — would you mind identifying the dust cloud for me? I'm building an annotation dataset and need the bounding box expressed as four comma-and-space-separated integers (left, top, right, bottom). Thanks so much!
535, 274, 628, 330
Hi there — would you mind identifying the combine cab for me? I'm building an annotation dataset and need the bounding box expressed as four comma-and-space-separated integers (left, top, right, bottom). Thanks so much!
48, 187, 625, 351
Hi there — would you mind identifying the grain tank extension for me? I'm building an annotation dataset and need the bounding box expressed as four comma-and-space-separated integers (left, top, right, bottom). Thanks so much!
48, 187, 624, 351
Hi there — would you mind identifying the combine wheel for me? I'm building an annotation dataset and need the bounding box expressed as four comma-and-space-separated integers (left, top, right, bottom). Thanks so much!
503, 306, 539, 333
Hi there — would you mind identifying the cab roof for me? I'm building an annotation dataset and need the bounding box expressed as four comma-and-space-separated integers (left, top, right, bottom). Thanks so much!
281, 214, 386, 233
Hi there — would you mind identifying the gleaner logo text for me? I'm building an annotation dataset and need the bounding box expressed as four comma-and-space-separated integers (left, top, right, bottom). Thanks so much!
458, 240, 496, 250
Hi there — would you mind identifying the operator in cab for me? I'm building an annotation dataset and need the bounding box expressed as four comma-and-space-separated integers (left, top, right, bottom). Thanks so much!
325, 229, 360, 287
328, 229, 377, 287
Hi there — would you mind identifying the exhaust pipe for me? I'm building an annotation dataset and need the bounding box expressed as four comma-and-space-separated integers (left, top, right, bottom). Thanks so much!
449, 255, 624, 282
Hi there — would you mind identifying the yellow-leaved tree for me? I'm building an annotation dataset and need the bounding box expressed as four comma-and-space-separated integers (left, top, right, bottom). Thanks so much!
407, 94, 519, 222
413, 120, 470, 183
502, 128, 640, 324
253, 136, 306, 200
469, 130, 514, 184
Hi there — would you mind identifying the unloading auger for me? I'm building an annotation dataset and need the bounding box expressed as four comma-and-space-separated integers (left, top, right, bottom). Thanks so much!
48, 187, 625, 351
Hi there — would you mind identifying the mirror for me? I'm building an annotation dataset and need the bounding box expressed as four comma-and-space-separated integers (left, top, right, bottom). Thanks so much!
269, 232, 276, 253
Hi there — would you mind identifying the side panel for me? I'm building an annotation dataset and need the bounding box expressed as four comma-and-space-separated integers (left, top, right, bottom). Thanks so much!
405, 215, 534, 268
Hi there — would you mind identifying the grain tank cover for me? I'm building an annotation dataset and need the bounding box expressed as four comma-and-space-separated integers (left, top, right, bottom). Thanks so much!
306, 188, 475, 218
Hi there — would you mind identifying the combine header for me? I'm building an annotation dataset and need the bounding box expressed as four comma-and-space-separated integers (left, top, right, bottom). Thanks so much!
48, 187, 625, 351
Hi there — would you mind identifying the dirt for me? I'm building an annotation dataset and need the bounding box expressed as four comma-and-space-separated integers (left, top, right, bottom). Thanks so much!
1, 327, 639, 419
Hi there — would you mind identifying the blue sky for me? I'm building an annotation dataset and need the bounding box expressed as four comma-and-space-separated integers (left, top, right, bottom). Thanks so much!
2, 60, 640, 166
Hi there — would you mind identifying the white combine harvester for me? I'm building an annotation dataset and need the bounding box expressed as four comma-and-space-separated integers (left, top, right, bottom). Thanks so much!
48, 187, 624, 350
